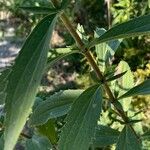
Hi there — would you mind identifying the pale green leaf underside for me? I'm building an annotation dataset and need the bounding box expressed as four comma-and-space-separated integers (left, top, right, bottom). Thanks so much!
114, 61, 134, 111
30, 89, 83, 126
4, 14, 57, 150
116, 125, 141, 150
58, 85, 103, 150
95, 28, 121, 72
88, 14, 150, 48
93, 125, 120, 148
118, 79, 150, 99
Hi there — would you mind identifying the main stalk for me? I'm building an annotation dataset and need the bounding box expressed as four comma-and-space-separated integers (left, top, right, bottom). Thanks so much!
51, 0, 139, 139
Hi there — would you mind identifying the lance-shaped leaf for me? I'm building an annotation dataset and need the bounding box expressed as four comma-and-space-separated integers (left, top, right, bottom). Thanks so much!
0, 69, 10, 83
58, 85, 103, 150
113, 61, 134, 111
46, 50, 80, 71
4, 14, 57, 150
95, 28, 121, 72
106, 71, 127, 82
20, 6, 59, 15
142, 131, 150, 140
0, 69, 11, 104
88, 14, 150, 48
0, 136, 4, 150
116, 125, 141, 150
30, 90, 83, 126
93, 125, 120, 148
118, 79, 150, 99
95, 28, 107, 72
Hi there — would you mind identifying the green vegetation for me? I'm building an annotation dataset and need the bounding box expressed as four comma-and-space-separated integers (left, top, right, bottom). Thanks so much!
0, 0, 150, 150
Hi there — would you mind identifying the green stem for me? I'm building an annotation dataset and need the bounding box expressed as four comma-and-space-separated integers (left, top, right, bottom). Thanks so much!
51, 0, 139, 139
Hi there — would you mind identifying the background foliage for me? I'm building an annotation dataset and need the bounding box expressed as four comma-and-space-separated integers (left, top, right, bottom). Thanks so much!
0, 0, 150, 149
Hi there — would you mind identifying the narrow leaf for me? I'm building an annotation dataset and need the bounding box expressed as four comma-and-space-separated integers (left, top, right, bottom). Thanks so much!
0, 136, 4, 150
30, 90, 83, 126
0, 69, 11, 104
50, 47, 78, 54
20, 6, 59, 15
0, 69, 10, 83
142, 131, 150, 140
93, 125, 120, 148
116, 125, 141, 150
106, 71, 127, 82
118, 79, 150, 99
46, 50, 80, 71
113, 61, 134, 111
4, 14, 57, 150
58, 85, 103, 150
95, 28, 121, 72
95, 28, 107, 72
88, 14, 150, 48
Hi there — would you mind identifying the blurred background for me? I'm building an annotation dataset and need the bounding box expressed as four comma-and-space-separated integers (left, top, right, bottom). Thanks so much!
0, 0, 150, 149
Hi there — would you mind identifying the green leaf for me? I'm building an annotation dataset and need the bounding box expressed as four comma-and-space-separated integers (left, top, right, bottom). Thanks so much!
50, 47, 78, 54
106, 71, 127, 82
104, 65, 116, 79
128, 119, 142, 124
61, 0, 70, 9
95, 28, 121, 72
90, 71, 100, 83
93, 125, 120, 148
4, 14, 57, 150
0, 69, 11, 104
32, 97, 43, 111
58, 85, 103, 150
118, 79, 150, 99
37, 119, 58, 145
26, 135, 52, 150
88, 14, 150, 48
30, 90, 83, 126
116, 125, 141, 150
148, 0, 150, 8
0, 136, 4, 150
20, 6, 59, 14
112, 61, 134, 111
46, 50, 80, 71
95, 28, 107, 72
76, 24, 88, 43
142, 131, 150, 140
0, 69, 10, 83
